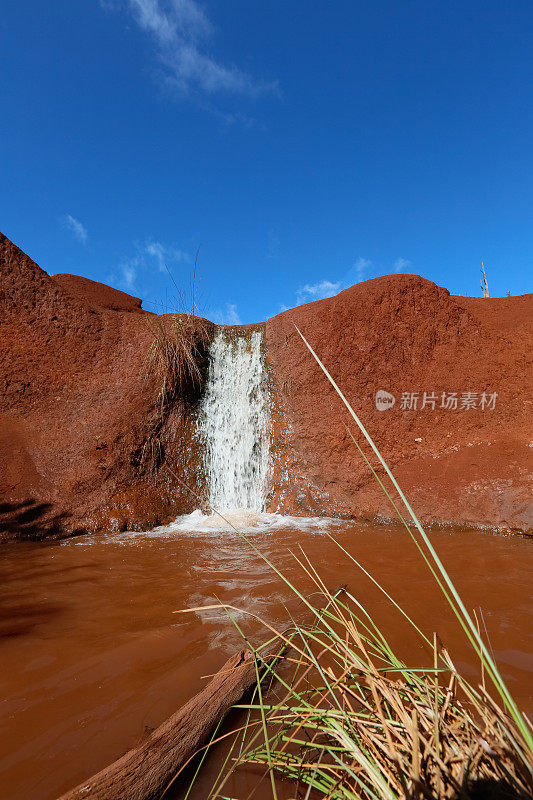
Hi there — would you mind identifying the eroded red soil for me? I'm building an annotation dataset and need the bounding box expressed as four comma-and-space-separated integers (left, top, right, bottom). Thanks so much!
0, 233, 207, 539
265, 277, 533, 530
1, 231, 532, 536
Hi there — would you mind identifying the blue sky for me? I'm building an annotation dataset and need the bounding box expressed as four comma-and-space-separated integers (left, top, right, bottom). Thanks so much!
1, 1, 532, 323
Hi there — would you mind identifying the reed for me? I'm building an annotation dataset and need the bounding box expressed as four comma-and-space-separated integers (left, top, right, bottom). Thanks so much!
179, 327, 532, 800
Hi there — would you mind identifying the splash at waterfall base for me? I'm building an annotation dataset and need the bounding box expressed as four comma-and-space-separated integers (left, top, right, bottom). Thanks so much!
1, 231, 532, 540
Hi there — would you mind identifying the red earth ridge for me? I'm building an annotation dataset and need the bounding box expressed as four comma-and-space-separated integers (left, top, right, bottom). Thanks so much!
1, 232, 532, 540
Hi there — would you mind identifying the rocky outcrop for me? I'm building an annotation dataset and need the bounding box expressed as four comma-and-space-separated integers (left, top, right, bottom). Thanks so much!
1, 231, 531, 538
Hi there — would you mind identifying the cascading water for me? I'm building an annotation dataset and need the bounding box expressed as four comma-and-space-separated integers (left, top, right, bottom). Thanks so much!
197, 330, 270, 512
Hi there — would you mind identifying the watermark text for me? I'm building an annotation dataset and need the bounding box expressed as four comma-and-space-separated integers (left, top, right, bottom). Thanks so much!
375, 390, 498, 411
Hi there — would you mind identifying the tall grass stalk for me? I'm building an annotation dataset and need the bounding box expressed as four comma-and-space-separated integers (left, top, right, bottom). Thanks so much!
178, 325, 532, 799
294, 326, 531, 748
188, 586, 532, 799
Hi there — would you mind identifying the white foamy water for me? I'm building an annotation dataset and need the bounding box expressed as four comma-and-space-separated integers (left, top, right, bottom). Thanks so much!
162, 509, 336, 534
197, 330, 270, 511
100, 511, 339, 544
63, 511, 341, 546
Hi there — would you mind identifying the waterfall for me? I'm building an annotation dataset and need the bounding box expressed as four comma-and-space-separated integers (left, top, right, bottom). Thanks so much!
198, 330, 270, 512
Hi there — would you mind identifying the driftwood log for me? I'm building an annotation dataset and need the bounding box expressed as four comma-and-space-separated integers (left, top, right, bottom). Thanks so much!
58, 650, 263, 800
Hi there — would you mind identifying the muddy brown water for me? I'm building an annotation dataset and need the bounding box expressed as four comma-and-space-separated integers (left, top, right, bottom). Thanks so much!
0, 517, 531, 800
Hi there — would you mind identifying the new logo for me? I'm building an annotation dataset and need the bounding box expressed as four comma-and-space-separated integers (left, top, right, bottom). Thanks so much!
375, 390, 396, 411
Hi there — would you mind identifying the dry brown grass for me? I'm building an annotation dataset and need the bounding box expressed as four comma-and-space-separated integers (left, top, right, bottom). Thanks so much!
137, 305, 212, 471
145, 312, 211, 410
213, 585, 533, 800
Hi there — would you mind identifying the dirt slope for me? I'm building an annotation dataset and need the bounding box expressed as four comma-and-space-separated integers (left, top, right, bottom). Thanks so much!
0, 233, 206, 540
265, 277, 533, 530
1, 232, 531, 538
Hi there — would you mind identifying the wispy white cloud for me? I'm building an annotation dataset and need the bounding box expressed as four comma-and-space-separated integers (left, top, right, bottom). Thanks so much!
109, 0, 278, 98
279, 254, 411, 315
107, 258, 140, 293
353, 256, 371, 282
63, 214, 88, 245
212, 302, 241, 325
393, 257, 411, 273
107, 239, 189, 295
129, 0, 212, 43
121, 263, 138, 290
279, 256, 374, 314
296, 280, 342, 305
144, 240, 189, 272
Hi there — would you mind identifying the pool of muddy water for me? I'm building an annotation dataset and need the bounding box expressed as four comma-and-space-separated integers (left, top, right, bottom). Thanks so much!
0, 515, 531, 799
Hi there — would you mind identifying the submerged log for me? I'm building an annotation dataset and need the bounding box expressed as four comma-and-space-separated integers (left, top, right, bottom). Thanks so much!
58, 650, 262, 800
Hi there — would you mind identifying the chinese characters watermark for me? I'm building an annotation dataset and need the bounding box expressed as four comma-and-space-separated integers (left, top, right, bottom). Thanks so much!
376, 390, 498, 411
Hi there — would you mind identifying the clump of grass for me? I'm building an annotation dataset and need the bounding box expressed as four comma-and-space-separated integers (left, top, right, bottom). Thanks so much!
144, 253, 211, 410
200, 585, 532, 799
178, 327, 532, 799
137, 258, 212, 471
136, 312, 210, 472
145, 312, 211, 410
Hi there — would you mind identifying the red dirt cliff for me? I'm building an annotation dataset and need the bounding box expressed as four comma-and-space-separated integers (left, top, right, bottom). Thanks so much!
1, 232, 531, 538
265, 277, 533, 531
0, 233, 209, 540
